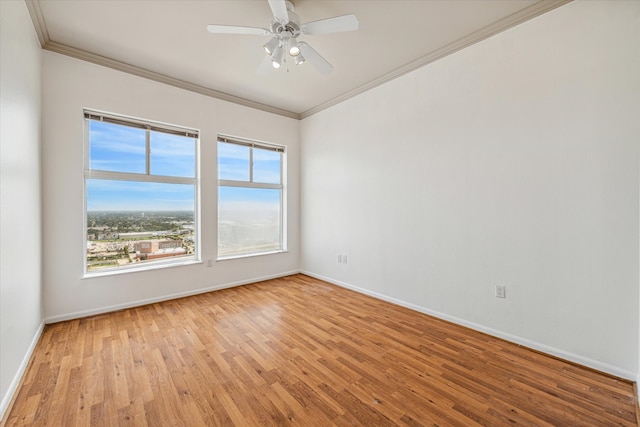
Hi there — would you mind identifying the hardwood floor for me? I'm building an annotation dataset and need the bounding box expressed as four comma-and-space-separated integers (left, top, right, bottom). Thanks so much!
3, 274, 636, 426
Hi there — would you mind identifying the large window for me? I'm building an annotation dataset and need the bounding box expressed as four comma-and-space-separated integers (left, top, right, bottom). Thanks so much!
218, 136, 285, 258
84, 111, 199, 274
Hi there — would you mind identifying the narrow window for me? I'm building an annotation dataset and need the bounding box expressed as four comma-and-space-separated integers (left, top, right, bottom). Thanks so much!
217, 136, 285, 259
84, 111, 199, 274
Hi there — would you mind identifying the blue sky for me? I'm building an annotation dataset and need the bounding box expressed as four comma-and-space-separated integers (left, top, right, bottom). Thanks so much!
217, 142, 281, 184
217, 142, 282, 212
86, 179, 195, 211
89, 121, 195, 177
87, 121, 282, 212
88, 121, 195, 211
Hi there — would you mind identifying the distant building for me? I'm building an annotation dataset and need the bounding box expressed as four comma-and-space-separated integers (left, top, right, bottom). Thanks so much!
134, 239, 186, 260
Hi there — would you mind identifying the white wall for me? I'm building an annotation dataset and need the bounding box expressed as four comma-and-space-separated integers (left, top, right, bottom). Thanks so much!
301, 1, 640, 379
42, 52, 300, 321
0, 0, 44, 417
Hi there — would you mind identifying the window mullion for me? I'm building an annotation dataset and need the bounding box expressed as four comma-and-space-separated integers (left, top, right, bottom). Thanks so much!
145, 128, 151, 175
249, 146, 254, 183
218, 179, 280, 190
86, 169, 195, 185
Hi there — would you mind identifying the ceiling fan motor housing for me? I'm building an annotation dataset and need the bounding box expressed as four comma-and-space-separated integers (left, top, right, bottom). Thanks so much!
271, 1, 301, 37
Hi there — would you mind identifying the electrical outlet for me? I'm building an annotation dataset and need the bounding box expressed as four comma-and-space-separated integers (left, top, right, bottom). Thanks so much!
495, 285, 506, 298
337, 254, 342, 263
342, 254, 348, 264
206, 259, 213, 268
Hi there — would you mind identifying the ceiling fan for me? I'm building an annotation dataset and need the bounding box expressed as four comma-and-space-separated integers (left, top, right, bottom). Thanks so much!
207, 0, 359, 75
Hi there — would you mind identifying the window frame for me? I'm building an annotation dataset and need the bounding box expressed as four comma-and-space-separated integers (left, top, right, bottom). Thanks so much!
217, 135, 286, 260
83, 110, 201, 276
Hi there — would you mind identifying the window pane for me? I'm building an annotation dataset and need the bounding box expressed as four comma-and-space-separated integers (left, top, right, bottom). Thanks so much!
218, 142, 250, 181
253, 148, 281, 184
86, 179, 195, 272
89, 120, 146, 173
150, 131, 196, 178
218, 186, 281, 257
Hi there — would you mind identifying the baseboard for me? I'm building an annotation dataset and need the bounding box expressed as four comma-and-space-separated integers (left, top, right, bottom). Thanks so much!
0, 320, 45, 422
45, 270, 301, 324
301, 270, 636, 381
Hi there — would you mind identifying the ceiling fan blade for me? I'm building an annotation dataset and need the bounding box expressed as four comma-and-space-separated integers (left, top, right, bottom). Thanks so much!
268, 0, 289, 25
207, 25, 269, 36
301, 14, 359, 35
298, 42, 333, 75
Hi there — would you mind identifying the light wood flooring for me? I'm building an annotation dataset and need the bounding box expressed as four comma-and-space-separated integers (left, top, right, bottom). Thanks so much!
2, 274, 637, 426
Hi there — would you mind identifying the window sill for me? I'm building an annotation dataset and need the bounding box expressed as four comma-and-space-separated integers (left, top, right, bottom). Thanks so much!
83, 257, 201, 279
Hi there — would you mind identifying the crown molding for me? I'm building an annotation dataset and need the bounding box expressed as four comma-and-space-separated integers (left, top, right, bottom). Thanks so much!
43, 41, 301, 119
299, 0, 572, 119
25, 0, 571, 121
24, 0, 48, 46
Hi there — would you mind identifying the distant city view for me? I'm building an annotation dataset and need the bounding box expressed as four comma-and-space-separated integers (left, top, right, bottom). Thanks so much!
86, 210, 194, 271
218, 201, 281, 257
86, 206, 282, 271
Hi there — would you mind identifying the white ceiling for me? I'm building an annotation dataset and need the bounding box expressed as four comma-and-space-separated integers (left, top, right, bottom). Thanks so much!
29, 0, 569, 118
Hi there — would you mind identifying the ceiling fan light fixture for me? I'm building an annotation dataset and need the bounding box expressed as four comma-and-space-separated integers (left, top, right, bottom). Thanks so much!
271, 44, 284, 68
263, 37, 279, 55
294, 53, 305, 65
287, 38, 300, 56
